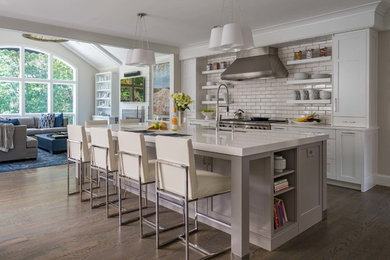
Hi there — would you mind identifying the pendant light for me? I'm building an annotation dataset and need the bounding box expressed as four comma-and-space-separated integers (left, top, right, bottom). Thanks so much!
126, 13, 156, 66
208, 0, 254, 52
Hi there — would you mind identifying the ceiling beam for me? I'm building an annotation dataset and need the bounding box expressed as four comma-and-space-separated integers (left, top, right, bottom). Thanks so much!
0, 15, 179, 55
93, 44, 123, 66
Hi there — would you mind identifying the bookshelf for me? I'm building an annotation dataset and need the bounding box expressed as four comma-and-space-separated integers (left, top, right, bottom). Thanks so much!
94, 71, 119, 123
273, 148, 297, 233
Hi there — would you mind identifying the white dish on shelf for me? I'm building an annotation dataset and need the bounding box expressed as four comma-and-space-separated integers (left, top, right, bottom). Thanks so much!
206, 81, 216, 86
311, 74, 331, 79
201, 111, 215, 120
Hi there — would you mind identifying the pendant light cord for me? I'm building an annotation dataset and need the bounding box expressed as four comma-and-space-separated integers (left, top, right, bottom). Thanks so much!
134, 13, 150, 50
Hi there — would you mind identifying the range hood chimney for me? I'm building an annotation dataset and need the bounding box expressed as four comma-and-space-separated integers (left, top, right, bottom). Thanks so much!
221, 47, 288, 81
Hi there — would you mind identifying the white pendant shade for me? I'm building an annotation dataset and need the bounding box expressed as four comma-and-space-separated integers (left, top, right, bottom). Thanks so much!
241, 25, 254, 50
126, 13, 155, 66
125, 49, 134, 65
208, 26, 223, 51
142, 49, 156, 65
125, 48, 155, 66
220, 23, 244, 50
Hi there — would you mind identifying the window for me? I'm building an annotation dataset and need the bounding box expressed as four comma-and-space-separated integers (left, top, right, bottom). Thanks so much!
0, 46, 77, 123
0, 82, 19, 114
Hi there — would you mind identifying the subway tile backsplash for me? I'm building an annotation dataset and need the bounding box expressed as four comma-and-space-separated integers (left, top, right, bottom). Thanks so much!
205, 39, 333, 124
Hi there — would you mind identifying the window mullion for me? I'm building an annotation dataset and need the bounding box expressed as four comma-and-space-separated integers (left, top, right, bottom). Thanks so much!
48, 53, 53, 113
20, 47, 25, 116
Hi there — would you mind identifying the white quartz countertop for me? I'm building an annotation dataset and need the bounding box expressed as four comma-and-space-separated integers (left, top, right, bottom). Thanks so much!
270, 122, 378, 131
89, 124, 328, 157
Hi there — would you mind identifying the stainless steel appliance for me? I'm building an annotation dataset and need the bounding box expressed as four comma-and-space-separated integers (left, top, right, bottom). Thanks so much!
219, 118, 287, 130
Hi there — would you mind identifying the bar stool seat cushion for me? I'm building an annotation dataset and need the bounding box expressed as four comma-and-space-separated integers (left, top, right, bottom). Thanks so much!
192, 170, 231, 201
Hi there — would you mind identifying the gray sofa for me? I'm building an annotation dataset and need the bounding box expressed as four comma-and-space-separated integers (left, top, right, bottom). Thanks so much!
0, 125, 38, 162
8, 116, 68, 136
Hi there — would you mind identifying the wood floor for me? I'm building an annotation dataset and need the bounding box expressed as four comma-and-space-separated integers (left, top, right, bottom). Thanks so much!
1, 165, 390, 260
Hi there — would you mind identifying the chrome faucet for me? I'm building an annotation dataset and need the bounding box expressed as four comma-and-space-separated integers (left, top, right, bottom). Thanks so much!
216, 83, 230, 132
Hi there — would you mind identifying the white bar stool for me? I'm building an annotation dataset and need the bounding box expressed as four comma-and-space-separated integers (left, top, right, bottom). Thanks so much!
117, 131, 184, 238
89, 127, 119, 217
85, 120, 108, 127
67, 125, 91, 201
155, 136, 231, 259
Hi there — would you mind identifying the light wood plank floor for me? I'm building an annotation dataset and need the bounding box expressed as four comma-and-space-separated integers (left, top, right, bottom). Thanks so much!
1, 164, 390, 259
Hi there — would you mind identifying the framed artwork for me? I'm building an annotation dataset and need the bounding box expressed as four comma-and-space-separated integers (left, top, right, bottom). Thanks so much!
153, 62, 170, 116
120, 76, 145, 102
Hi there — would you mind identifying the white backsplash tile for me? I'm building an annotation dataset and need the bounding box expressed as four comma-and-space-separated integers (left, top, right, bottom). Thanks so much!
204, 39, 333, 124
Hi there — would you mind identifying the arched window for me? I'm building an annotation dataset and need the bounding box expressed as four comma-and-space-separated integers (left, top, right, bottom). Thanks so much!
0, 46, 77, 124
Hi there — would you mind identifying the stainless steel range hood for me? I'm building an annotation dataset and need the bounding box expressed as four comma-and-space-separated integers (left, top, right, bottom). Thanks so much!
221, 47, 288, 81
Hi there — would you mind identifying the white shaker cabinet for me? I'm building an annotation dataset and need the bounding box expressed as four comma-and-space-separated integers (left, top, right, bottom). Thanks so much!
332, 29, 378, 128
335, 130, 363, 184
332, 129, 377, 192
277, 125, 377, 192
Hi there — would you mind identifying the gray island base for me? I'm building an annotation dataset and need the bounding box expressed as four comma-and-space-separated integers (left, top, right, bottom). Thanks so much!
86, 124, 328, 259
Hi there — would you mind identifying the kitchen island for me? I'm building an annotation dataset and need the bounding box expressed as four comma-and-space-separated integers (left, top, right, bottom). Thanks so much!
87, 124, 328, 259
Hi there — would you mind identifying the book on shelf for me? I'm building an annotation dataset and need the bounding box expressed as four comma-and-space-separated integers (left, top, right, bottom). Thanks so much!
274, 198, 288, 229
274, 178, 289, 192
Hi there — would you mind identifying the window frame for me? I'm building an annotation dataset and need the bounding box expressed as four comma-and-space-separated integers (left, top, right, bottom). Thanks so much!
0, 45, 77, 124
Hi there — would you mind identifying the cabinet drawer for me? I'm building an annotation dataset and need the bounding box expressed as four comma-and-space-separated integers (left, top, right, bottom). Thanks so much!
288, 127, 336, 139
333, 117, 366, 127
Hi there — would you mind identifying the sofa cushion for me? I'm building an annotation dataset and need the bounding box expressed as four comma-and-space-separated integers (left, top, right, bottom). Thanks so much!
13, 117, 35, 128
26, 128, 42, 136
54, 113, 64, 127
26, 127, 68, 136
26, 136, 38, 148
38, 113, 55, 128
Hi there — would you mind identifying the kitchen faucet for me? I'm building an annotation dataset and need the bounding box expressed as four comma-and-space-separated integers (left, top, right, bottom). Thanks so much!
216, 83, 230, 132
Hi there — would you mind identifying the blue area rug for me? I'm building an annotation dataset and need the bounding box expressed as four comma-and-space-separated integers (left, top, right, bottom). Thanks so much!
0, 149, 68, 173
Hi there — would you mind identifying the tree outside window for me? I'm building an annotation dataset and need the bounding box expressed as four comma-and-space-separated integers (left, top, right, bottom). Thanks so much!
0, 46, 77, 123
0, 82, 19, 114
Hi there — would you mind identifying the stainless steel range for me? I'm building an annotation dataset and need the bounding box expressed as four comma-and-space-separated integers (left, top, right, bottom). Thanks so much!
219, 118, 287, 130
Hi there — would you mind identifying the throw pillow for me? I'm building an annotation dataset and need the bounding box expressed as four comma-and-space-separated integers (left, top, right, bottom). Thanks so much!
54, 113, 64, 127
0, 119, 20, 125
38, 113, 55, 128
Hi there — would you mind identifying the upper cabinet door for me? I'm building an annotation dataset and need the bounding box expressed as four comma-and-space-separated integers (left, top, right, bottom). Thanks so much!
333, 30, 368, 118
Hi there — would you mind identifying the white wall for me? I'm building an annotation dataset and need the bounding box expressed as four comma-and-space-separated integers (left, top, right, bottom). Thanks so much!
0, 29, 97, 124
118, 54, 179, 121
118, 65, 151, 121
377, 30, 390, 176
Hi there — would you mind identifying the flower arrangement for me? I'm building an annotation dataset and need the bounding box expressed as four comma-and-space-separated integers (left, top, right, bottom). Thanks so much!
171, 92, 192, 111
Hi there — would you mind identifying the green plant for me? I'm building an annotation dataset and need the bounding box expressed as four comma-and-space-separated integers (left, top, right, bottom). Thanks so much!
171, 92, 192, 111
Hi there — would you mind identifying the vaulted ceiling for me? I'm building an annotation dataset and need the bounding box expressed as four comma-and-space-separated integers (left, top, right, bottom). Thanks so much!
0, 0, 386, 47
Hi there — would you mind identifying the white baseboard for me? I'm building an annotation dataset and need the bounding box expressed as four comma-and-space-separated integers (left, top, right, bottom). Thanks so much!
375, 174, 390, 187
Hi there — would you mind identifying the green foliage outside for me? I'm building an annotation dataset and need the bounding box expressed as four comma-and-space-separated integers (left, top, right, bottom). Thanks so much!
53, 58, 74, 80
53, 84, 73, 112
0, 48, 75, 121
24, 49, 48, 79
25, 83, 48, 113
0, 48, 19, 78
0, 82, 19, 114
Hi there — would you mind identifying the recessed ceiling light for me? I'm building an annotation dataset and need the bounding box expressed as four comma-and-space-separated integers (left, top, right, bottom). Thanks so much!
22, 33, 68, 43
